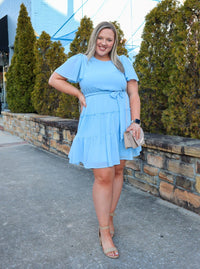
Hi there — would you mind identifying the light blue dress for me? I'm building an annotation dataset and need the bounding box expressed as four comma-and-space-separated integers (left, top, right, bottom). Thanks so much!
55, 54, 141, 168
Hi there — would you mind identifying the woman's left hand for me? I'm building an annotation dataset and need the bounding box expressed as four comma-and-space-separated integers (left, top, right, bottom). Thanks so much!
126, 123, 141, 140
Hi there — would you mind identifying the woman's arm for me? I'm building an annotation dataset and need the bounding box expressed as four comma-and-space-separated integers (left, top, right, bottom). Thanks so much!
48, 72, 86, 109
126, 79, 141, 140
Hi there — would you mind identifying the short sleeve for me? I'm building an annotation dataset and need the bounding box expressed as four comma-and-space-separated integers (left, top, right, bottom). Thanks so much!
119, 55, 139, 82
55, 53, 87, 83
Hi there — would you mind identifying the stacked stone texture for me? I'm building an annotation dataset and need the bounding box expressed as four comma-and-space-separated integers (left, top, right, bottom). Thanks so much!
125, 133, 200, 214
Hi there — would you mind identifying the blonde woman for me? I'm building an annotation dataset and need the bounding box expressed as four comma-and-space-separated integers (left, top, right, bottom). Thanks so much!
49, 21, 141, 259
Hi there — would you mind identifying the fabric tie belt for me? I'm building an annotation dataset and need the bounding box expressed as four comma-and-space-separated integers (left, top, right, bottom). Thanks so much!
84, 90, 129, 140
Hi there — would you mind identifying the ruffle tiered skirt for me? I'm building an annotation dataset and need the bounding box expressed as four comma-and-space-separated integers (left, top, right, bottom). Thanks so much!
68, 91, 141, 168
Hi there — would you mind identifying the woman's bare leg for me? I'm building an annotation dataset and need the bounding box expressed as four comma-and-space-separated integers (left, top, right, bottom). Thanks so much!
93, 166, 118, 257
109, 160, 126, 235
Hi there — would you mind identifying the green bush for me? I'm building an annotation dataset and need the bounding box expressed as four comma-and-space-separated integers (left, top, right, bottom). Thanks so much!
134, 0, 178, 134
32, 31, 67, 115
162, 0, 200, 138
134, 0, 200, 139
6, 3, 36, 112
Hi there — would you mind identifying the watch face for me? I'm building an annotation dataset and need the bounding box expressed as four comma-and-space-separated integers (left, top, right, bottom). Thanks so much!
135, 119, 140, 124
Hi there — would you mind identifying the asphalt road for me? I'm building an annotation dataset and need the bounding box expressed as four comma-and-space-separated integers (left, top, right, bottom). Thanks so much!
1, 129, 200, 269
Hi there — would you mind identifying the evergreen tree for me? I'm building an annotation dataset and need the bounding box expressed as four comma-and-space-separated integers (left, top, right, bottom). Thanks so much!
32, 31, 66, 115
67, 16, 93, 58
162, 0, 200, 138
56, 16, 93, 119
134, 0, 178, 133
6, 3, 36, 112
112, 21, 128, 56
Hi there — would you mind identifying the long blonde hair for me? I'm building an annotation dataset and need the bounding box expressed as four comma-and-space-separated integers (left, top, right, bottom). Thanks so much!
85, 21, 124, 73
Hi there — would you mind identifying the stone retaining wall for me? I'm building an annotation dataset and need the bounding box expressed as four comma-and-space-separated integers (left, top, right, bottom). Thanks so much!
2, 111, 200, 214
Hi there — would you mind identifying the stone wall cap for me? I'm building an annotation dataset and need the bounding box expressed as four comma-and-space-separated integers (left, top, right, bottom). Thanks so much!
32, 116, 78, 133
2, 112, 78, 133
144, 133, 200, 157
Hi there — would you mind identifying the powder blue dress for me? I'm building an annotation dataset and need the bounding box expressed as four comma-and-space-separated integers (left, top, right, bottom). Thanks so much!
55, 54, 141, 168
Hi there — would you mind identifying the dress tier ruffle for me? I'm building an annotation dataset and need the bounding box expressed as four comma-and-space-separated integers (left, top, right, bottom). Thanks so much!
55, 53, 141, 169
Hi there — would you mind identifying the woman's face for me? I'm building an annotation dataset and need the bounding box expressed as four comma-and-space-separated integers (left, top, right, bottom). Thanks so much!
95, 28, 115, 61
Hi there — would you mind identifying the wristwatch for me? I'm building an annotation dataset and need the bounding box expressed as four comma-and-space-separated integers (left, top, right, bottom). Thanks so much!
131, 119, 141, 125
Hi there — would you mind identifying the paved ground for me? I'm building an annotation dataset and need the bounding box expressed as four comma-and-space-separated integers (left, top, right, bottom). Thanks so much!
1, 121, 200, 269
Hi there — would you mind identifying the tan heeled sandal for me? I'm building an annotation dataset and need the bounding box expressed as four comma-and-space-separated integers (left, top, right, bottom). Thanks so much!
110, 212, 116, 237
98, 226, 119, 259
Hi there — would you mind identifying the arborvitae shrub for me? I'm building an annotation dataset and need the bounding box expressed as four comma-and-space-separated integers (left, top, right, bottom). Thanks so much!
6, 3, 36, 112
134, 0, 200, 138
161, 0, 200, 138
134, 0, 178, 134
32, 31, 67, 115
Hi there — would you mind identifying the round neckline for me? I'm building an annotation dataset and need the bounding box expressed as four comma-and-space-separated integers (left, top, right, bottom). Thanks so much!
93, 56, 111, 62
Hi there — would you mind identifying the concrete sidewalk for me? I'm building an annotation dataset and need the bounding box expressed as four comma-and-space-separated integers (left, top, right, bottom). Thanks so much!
0, 128, 200, 269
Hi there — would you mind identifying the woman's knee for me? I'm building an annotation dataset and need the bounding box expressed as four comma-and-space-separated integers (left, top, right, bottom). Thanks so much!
93, 167, 115, 185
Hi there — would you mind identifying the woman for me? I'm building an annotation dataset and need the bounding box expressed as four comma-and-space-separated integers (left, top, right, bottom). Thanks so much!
49, 21, 141, 259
